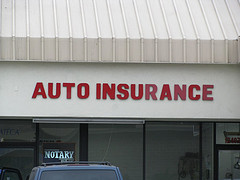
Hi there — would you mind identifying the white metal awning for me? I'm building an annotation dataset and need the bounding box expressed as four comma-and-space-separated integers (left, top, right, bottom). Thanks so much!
0, 0, 240, 63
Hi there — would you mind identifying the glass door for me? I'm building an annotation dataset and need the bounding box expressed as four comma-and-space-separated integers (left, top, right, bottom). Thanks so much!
218, 150, 240, 180
0, 147, 35, 180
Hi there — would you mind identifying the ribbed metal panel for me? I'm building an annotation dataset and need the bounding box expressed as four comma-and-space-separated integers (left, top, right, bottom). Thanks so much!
0, 0, 240, 63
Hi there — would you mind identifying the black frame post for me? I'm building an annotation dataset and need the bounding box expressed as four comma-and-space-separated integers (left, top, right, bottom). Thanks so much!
80, 124, 88, 161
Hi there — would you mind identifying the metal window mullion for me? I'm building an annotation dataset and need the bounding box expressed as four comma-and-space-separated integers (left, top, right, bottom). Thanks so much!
36, 123, 40, 166
143, 123, 146, 180
199, 123, 202, 180
80, 124, 88, 161
213, 123, 217, 179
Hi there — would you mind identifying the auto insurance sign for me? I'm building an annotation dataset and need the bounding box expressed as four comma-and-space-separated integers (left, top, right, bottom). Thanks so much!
0, 62, 239, 120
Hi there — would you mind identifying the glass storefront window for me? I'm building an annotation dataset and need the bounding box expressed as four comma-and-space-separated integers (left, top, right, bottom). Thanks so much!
219, 150, 240, 179
202, 123, 214, 180
88, 124, 143, 180
39, 124, 79, 164
0, 148, 34, 180
216, 123, 240, 145
0, 120, 36, 142
0, 119, 216, 179
146, 122, 200, 180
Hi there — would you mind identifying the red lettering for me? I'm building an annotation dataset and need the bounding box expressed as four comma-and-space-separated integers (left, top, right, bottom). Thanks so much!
174, 84, 186, 100
103, 83, 115, 99
189, 85, 200, 100
131, 84, 143, 100
202, 85, 214, 101
63, 83, 75, 99
77, 83, 89, 99
32, 82, 47, 98
117, 84, 129, 100
145, 84, 157, 100
160, 84, 172, 100
48, 83, 61, 99
96, 83, 101, 99
32, 82, 214, 102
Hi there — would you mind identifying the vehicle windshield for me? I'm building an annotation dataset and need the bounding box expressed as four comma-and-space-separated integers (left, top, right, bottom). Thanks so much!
40, 169, 118, 180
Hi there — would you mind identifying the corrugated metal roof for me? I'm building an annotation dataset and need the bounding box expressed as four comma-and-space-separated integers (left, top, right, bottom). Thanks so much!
0, 0, 240, 63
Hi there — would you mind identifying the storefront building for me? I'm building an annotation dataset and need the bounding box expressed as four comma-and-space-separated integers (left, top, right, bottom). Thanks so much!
0, 0, 240, 180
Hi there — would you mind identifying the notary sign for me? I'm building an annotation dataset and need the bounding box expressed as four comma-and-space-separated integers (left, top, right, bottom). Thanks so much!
43, 143, 75, 163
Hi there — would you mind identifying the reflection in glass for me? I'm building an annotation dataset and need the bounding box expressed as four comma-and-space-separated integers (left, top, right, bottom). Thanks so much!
0, 120, 36, 142
39, 124, 79, 164
89, 124, 143, 180
219, 150, 240, 180
202, 123, 213, 180
216, 123, 240, 145
0, 148, 34, 180
146, 122, 200, 180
